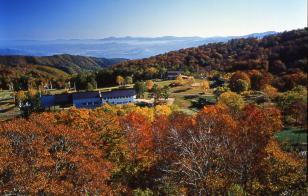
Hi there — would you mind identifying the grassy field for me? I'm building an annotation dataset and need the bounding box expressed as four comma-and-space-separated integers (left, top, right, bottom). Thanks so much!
276, 128, 307, 144
0, 90, 13, 99
153, 79, 216, 110
0, 91, 20, 121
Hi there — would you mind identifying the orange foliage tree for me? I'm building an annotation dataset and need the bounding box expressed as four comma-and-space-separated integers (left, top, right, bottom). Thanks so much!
0, 114, 112, 195
120, 113, 155, 170
52, 107, 157, 194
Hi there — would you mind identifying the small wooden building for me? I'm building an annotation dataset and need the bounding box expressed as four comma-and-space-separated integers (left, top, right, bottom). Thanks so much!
166, 71, 184, 80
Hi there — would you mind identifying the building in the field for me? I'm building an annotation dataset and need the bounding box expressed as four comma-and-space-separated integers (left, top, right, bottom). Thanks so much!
166, 70, 185, 80
72, 91, 102, 109
40, 88, 136, 109
101, 88, 136, 105
40, 93, 72, 108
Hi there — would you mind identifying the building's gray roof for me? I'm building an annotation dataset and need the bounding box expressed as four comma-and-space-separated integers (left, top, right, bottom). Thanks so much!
42, 89, 136, 104
72, 89, 136, 100
216, 78, 225, 82
54, 93, 72, 105
72, 91, 101, 100
167, 71, 184, 74
101, 89, 136, 98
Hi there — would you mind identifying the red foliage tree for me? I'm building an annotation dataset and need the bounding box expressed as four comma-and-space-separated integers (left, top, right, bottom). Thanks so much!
152, 105, 283, 195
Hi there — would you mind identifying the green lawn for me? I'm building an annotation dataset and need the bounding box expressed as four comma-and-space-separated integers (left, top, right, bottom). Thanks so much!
0, 90, 13, 99
276, 128, 307, 144
154, 79, 216, 110
154, 79, 175, 87
0, 98, 21, 121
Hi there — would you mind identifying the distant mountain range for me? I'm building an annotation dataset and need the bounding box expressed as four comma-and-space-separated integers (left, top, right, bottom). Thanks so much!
0, 31, 277, 59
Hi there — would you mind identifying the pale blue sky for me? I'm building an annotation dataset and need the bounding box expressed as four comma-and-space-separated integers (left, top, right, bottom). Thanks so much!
0, 0, 306, 40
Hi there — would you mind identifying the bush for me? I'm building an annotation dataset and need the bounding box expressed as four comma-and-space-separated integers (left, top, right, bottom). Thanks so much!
229, 71, 251, 92
233, 79, 248, 93
214, 86, 231, 96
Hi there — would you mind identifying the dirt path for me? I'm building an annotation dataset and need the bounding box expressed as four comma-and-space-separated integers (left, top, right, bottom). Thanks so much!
135, 98, 175, 105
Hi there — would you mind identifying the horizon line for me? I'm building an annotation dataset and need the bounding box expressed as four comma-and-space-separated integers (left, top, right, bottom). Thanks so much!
0, 30, 283, 42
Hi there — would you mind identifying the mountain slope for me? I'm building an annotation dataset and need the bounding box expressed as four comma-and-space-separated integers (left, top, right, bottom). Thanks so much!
0, 54, 128, 77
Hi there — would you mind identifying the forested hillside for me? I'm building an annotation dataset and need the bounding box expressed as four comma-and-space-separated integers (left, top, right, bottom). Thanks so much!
111, 28, 307, 76
0, 54, 127, 75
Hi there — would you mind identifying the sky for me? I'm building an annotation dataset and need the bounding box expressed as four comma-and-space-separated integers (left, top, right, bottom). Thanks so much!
0, 0, 306, 40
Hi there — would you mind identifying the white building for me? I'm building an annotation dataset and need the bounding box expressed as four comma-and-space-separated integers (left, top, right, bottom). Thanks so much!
41, 88, 137, 109
101, 89, 136, 105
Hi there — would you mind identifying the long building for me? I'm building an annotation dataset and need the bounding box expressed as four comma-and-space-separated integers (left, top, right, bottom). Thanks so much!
41, 88, 136, 109
166, 70, 184, 80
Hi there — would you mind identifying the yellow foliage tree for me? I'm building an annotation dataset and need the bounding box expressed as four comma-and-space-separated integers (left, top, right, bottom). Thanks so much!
116, 75, 125, 86
250, 139, 307, 194
262, 84, 278, 99
176, 74, 184, 85
200, 80, 210, 93
155, 105, 173, 116
187, 76, 195, 86
146, 80, 154, 91
130, 106, 154, 122
217, 92, 244, 111
14, 90, 26, 106
146, 67, 159, 79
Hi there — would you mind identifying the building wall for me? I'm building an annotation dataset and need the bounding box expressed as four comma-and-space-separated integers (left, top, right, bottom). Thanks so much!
42, 94, 136, 109
73, 98, 102, 109
167, 75, 177, 80
167, 73, 183, 80
102, 96, 135, 105
40, 95, 55, 107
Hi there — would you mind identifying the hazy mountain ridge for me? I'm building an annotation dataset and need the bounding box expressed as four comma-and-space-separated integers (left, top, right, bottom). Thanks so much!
0, 31, 277, 59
